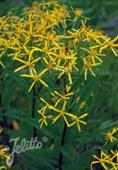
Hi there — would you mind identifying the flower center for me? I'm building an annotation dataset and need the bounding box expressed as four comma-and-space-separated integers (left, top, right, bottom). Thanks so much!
33, 74, 39, 81
26, 61, 32, 66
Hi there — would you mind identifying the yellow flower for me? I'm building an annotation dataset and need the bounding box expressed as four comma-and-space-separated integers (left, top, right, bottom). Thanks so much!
0, 147, 9, 160
8, 38, 30, 59
68, 19, 91, 43
14, 48, 41, 73
69, 113, 88, 132
58, 65, 73, 84
38, 32, 61, 48
42, 57, 61, 71
40, 98, 72, 127
50, 4, 69, 25
57, 49, 77, 66
103, 36, 118, 56
39, 97, 87, 131
51, 90, 73, 106
38, 106, 53, 128
52, 101, 75, 127
92, 35, 118, 56
91, 151, 115, 170
40, 98, 59, 112
58, 59, 78, 84
83, 56, 101, 80
73, 8, 83, 17
40, 98, 74, 127
68, 28, 81, 44
0, 128, 9, 160
81, 47, 104, 64
111, 150, 118, 163
84, 28, 103, 44
0, 128, 10, 170
21, 68, 48, 92
35, 40, 58, 58
105, 127, 118, 144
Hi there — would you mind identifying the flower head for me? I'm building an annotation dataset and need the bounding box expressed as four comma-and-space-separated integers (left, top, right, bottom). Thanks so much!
105, 127, 118, 144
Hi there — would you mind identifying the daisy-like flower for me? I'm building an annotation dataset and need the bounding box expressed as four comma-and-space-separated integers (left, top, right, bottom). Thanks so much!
52, 101, 75, 127
73, 8, 83, 17
83, 56, 101, 80
21, 68, 48, 91
105, 127, 118, 144
68, 19, 89, 43
14, 48, 41, 73
35, 40, 58, 58
92, 35, 118, 56
81, 47, 104, 64
40, 98, 73, 127
58, 60, 78, 84
84, 28, 103, 44
91, 151, 116, 170
38, 106, 53, 128
69, 113, 88, 132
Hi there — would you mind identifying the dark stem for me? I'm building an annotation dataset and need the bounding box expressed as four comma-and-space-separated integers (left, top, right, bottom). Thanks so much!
0, 73, 8, 127
57, 75, 68, 170
57, 122, 67, 170
32, 86, 37, 138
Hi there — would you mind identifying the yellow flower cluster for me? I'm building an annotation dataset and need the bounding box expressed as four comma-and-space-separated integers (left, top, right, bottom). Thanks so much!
38, 90, 87, 131
0, 128, 9, 170
1, 2, 118, 79
91, 127, 118, 170
0, 1, 118, 131
91, 150, 118, 170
